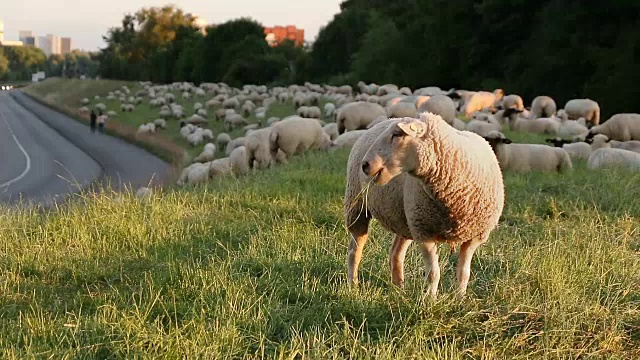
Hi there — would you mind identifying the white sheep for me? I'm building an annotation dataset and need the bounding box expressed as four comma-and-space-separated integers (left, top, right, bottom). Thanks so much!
269, 117, 332, 157
225, 136, 246, 156
418, 94, 457, 126
530, 96, 556, 119
202, 129, 214, 140
545, 134, 610, 161
324, 103, 336, 119
588, 148, 640, 171
225, 114, 249, 130
81, 98, 90, 105
229, 146, 250, 176
153, 118, 167, 129
216, 133, 231, 149
564, 99, 600, 127
500, 94, 524, 111
556, 110, 588, 138
323, 123, 339, 141
197, 109, 208, 118
609, 140, 640, 153
465, 113, 501, 137
346, 113, 505, 298
509, 116, 559, 134
194, 143, 217, 163
386, 102, 418, 118
586, 113, 640, 141
336, 101, 387, 134
329, 129, 367, 150
460, 89, 504, 117
483, 131, 573, 172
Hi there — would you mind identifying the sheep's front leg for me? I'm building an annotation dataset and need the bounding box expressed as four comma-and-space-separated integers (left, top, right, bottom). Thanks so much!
389, 235, 412, 287
347, 224, 369, 286
417, 240, 440, 298
456, 238, 485, 298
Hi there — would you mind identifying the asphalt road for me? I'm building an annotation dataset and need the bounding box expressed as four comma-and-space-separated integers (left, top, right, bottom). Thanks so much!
0, 91, 171, 207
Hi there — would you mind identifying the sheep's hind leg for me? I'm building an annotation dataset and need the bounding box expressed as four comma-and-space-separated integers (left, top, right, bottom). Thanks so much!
389, 235, 412, 287
417, 240, 440, 298
456, 237, 486, 298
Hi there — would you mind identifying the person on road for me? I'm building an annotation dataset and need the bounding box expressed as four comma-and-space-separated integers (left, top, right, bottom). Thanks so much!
89, 110, 97, 133
97, 111, 106, 134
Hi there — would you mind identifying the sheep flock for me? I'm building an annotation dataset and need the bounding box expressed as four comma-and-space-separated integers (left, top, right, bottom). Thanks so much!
77, 80, 640, 294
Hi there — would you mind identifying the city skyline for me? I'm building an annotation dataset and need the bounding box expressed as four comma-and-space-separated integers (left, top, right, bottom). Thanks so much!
0, 0, 343, 51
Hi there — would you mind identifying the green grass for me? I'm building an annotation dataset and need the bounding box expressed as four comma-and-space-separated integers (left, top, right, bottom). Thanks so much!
1, 144, 639, 358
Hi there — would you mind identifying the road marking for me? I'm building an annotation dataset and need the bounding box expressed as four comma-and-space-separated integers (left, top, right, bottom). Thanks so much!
0, 109, 32, 189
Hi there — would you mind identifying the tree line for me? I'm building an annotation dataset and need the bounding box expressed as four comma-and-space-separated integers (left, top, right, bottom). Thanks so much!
0, 45, 99, 81
78, 1, 640, 117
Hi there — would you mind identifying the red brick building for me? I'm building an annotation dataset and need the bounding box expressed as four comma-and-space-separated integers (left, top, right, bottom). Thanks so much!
264, 25, 304, 47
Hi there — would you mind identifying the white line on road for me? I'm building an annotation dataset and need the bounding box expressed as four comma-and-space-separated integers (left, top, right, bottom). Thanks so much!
0, 109, 32, 189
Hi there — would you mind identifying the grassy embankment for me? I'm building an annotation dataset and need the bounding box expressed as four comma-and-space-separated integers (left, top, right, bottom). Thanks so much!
3, 78, 638, 358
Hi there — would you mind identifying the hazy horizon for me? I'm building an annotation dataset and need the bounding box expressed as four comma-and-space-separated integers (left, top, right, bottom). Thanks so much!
1, 0, 343, 51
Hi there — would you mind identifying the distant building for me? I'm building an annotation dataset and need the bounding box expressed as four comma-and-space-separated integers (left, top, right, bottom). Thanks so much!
1, 40, 23, 47
0, 20, 4, 43
22, 36, 37, 47
38, 34, 60, 56
60, 37, 72, 54
38, 36, 51, 55
263, 25, 304, 47
19, 30, 32, 39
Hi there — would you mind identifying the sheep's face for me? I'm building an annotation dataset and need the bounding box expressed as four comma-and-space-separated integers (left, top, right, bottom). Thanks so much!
361, 119, 425, 185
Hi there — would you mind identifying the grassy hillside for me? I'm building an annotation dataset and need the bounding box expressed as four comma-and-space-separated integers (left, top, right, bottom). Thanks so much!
1, 142, 639, 358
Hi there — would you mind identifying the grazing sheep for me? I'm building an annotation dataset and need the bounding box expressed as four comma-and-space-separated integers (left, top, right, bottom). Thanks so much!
586, 113, 640, 141
418, 95, 456, 124
366, 115, 390, 129
564, 99, 600, 127
81, 98, 90, 105
484, 131, 573, 172
153, 118, 167, 129
208, 157, 233, 177
229, 146, 250, 176
243, 124, 260, 134
346, 113, 505, 298
609, 140, 640, 153
386, 102, 418, 118
269, 117, 332, 157
460, 89, 504, 117
194, 143, 217, 163
225, 136, 246, 156
245, 128, 277, 169
197, 108, 208, 118
215, 133, 231, 150
223, 98, 240, 109
509, 116, 559, 134
587, 148, 640, 171
187, 114, 208, 125
545, 134, 610, 161
531, 96, 557, 119
336, 101, 387, 134
324, 103, 336, 119
500, 94, 525, 111
225, 114, 249, 130
556, 110, 588, 138
202, 129, 214, 141
465, 115, 501, 137
329, 129, 367, 150
107, 111, 117, 118
323, 123, 339, 141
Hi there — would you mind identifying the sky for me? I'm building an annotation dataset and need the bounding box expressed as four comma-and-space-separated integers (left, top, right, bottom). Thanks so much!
0, 0, 343, 51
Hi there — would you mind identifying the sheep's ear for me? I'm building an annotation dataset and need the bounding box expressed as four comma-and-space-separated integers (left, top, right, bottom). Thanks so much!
397, 121, 426, 138
545, 138, 553, 143
502, 138, 512, 144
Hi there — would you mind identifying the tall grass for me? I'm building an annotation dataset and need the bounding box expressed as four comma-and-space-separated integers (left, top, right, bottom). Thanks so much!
1, 146, 639, 358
